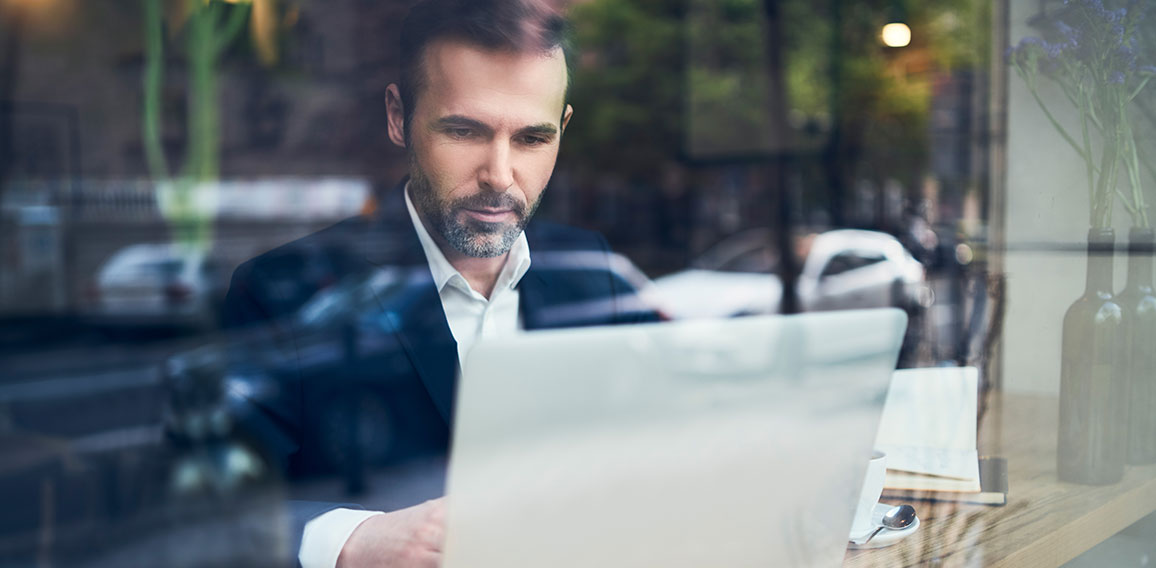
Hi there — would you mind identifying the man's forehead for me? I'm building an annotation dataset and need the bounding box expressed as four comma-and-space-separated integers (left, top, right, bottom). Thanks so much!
418, 39, 568, 123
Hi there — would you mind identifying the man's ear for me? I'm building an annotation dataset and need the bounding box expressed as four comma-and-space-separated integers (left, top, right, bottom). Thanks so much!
560, 104, 573, 134
385, 84, 407, 148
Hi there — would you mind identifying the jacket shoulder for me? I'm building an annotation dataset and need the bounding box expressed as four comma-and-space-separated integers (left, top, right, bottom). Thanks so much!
224, 216, 385, 327
524, 220, 608, 252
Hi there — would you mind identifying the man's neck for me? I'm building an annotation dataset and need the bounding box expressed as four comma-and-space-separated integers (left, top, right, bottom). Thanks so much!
437, 238, 508, 299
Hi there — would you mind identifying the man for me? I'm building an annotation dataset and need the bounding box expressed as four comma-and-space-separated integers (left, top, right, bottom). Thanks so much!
223, 1, 656, 566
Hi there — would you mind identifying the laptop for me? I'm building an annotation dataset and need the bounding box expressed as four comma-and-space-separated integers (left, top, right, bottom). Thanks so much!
443, 309, 907, 567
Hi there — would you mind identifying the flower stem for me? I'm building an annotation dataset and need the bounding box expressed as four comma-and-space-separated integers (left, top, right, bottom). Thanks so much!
1122, 109, 1148, 228
1116, 188, 1138, 217
142, 0, 169, 180
1077, 84, 1099, 225
1027, 82, 1097, 169
215, 2, 251, 57
1128, 75, 1152, 103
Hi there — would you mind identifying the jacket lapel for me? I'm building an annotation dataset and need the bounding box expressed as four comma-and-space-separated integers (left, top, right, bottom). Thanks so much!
378, 279, 459, 424
518, 269, 552, 331
363, 183, 460, 424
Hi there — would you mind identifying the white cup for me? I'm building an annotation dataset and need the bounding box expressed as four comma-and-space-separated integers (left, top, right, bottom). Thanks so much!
849, 450, 887, 539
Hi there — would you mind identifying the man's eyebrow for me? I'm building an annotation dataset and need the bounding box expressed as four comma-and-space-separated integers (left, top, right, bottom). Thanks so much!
432, 116, 558, 138
432, 115, 492, 133
516, 123, 559, 137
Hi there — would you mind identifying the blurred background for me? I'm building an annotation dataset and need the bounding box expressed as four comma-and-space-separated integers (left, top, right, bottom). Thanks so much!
1, 0, 1152, 566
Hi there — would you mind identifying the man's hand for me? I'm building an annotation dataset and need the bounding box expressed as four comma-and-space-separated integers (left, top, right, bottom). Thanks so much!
337, 498, 447, 568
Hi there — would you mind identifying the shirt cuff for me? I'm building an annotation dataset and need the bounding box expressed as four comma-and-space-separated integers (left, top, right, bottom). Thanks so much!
299, 507, 384, 568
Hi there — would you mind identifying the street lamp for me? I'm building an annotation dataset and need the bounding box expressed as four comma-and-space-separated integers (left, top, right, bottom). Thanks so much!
881, 22, 911, 48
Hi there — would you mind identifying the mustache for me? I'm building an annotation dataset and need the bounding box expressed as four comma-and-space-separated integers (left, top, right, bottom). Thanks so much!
451, 192, 527, 217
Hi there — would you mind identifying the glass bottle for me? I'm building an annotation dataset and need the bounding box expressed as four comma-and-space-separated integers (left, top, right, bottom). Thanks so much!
1058, 229, 1127, 484
1119, 228, 1156, 464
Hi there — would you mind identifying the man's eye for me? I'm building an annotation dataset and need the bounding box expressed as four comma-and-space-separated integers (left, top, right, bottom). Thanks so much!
519, 135, 549, 146
447, 128, 474, 139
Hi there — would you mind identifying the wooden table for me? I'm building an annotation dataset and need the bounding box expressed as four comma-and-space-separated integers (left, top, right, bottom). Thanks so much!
844, 392, 1156, 567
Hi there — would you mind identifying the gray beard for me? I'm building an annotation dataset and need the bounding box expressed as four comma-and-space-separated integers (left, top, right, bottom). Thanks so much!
409, 169, 540, 258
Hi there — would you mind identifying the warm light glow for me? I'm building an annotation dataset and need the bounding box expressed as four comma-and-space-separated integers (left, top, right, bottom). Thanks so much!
881, 23, 911, 48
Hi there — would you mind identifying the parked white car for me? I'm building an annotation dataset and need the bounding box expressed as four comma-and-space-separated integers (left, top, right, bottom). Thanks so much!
651, 229, 932, 319
88, 243, 226, 330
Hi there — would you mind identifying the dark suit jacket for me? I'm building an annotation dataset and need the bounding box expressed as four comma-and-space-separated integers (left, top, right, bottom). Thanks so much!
221, 182, 657, 549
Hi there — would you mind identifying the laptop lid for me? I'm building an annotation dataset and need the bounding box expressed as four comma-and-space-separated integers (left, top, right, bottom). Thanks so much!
443, 308, 906, 567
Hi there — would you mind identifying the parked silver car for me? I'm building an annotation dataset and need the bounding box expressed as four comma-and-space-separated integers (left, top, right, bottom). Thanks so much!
87, 243, 225, 330
652, 229, 932, 319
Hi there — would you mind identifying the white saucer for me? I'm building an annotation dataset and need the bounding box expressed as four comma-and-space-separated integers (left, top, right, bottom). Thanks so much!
847, 503, 920, 549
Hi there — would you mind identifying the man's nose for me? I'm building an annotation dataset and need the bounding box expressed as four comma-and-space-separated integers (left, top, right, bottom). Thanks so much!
478, 140, 515, 192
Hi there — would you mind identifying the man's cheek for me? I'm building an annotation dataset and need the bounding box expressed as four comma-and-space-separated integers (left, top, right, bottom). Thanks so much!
439, 153, 483, 190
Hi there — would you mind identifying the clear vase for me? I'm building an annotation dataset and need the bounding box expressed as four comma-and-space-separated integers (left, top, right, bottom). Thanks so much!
1119, 228, 1156, 465
1058, 229, 1127, 484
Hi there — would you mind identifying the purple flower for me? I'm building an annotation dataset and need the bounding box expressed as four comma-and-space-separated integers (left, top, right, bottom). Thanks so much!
1014, 36, 1049, 54
1056, 21, 1080, 42
1070, 0, 1120, 27
1015, 1, 1154, 84
1083, 0, 1107, 14
1131, 2, 1148, 23
1141, 65, 1156, 75
1115, 45, 1138, 69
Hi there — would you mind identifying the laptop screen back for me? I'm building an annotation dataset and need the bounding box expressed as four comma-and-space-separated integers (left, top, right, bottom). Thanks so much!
444, 309, 906, 567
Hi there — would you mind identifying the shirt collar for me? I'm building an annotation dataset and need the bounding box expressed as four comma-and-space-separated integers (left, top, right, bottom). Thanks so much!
404, 183, 532, 296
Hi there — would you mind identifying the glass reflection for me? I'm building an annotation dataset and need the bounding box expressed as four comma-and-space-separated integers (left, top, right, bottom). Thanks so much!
6, 0, 1152, 566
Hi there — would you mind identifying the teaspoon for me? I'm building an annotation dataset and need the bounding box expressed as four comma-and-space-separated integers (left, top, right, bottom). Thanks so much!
860, 504, 917, 544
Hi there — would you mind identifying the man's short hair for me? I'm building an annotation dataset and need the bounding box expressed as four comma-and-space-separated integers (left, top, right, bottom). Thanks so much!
399, 0, 571, 139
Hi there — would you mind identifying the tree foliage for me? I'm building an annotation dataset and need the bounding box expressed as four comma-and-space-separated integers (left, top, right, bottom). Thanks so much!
564, 0, 991, 203
563, 0, 687, 181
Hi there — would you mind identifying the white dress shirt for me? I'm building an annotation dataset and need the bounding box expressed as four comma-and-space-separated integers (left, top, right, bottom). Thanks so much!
297, 186, 531, 568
